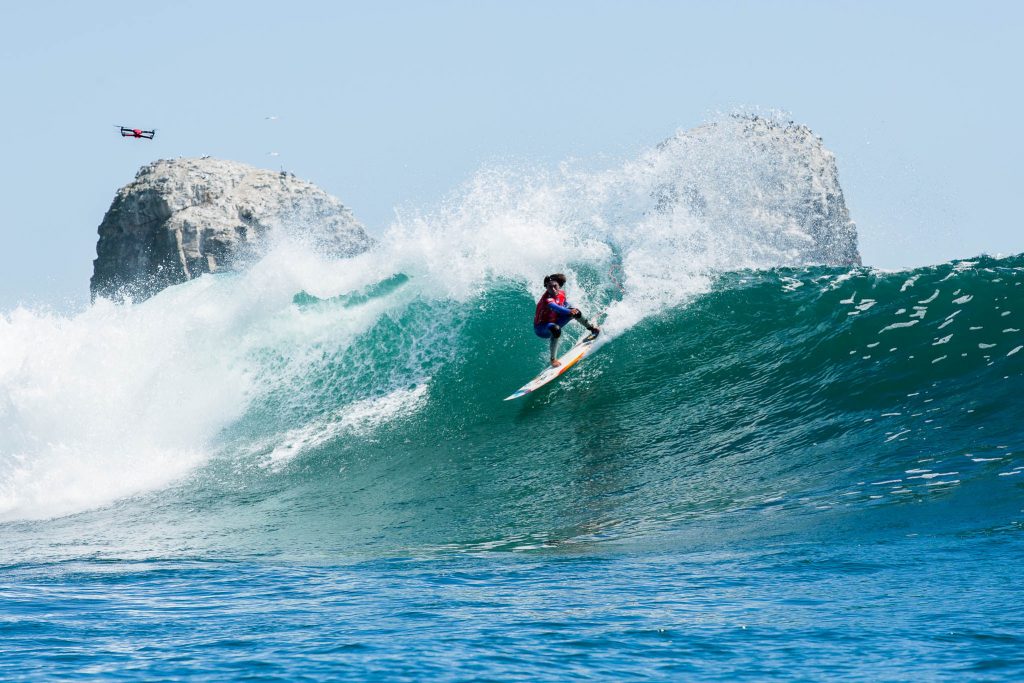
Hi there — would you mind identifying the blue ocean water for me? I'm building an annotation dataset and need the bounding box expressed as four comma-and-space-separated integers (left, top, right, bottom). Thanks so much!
2, 537, 1023, 681
2, 121, 1022, 679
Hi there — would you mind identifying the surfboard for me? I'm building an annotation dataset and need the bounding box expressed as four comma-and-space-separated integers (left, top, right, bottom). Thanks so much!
504, 333, 600, 401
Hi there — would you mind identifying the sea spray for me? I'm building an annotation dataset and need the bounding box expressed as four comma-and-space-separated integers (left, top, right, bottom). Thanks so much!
0, 283, 249, 520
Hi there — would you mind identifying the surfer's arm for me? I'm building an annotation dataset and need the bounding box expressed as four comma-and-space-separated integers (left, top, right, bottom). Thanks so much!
547, 301, 574, 316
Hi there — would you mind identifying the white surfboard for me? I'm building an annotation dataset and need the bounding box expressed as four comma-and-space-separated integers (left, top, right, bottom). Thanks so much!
504, 333, 600, 401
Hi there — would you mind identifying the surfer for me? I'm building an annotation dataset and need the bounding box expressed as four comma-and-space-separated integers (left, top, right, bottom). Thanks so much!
534, 273, 600, 367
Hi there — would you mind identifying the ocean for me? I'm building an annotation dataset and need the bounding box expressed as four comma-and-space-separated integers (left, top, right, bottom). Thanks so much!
1, 130, 1022, 679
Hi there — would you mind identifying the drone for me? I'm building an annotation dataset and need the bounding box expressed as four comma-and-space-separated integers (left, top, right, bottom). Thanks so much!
118, 126, 156, 140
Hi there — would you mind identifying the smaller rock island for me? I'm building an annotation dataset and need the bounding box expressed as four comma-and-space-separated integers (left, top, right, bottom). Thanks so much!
91, 158, 374, 301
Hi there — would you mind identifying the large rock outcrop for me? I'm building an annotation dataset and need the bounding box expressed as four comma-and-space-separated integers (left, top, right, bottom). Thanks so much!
91, 158, 374, 301
646, 114, 861, 267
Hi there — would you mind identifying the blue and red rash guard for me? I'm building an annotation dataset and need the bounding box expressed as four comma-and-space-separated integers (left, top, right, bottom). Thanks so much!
534, 291, 574, 336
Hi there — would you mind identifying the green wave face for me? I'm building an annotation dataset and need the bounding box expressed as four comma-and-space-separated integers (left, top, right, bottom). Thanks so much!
156, 255, 1020, 558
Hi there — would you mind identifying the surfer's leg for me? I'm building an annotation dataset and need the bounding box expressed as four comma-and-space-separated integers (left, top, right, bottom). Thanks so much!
535, 322, 562, 365
572, 311, 600, 336
549, 324, 562, 366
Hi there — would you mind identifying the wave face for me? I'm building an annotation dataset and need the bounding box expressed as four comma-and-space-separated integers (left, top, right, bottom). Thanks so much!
0, 118, 1021, 562
218, 256, 1023, 556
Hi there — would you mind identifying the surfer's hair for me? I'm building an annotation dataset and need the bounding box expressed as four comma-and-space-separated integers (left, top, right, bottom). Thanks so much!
545, 273, 567, 287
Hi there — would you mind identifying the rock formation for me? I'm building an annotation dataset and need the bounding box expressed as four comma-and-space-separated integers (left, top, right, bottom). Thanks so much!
647, 114, 861, 267
91, 158, 373, 301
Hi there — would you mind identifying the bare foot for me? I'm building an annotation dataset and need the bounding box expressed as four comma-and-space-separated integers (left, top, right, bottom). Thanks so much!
550, 359, 562, 367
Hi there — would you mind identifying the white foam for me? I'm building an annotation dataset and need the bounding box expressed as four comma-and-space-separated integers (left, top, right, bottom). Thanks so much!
880, 320, 920, 332
0, 244, 408, 520
262, 385, 429, 470
899, 275, 919, 292
908, 471, 959, 480
0, 283, 256, 520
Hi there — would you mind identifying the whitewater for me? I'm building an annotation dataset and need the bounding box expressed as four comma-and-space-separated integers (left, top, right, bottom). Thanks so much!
1, 116, 1022, 680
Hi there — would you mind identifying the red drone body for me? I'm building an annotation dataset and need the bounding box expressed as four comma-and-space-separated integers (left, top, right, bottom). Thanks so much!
118, 126, 155, 140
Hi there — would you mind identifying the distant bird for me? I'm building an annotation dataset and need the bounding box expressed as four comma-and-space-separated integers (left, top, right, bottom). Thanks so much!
267, 151, 280, 157
265, 115, 279, 121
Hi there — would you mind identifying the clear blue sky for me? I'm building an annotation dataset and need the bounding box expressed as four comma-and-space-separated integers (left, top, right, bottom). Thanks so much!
2, 0, 1021, 309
